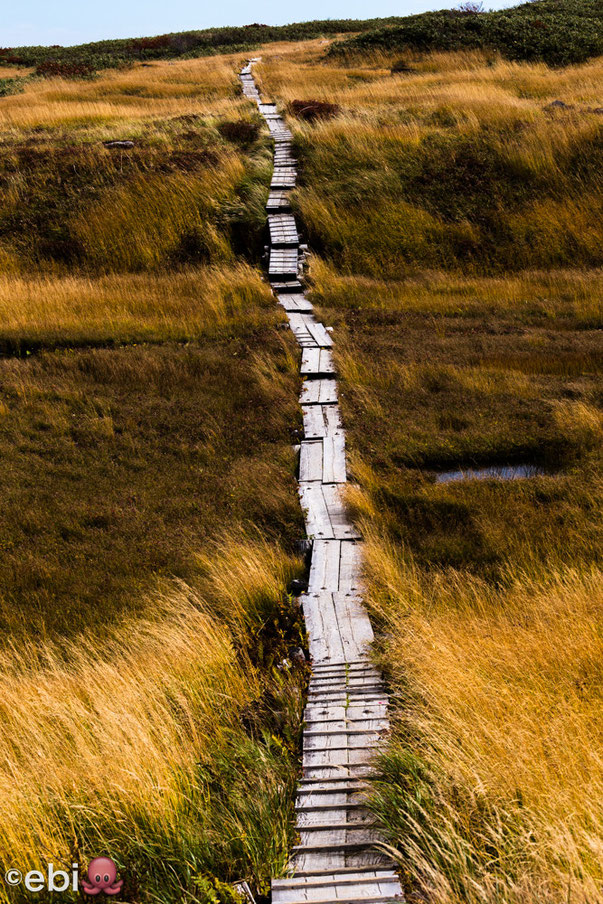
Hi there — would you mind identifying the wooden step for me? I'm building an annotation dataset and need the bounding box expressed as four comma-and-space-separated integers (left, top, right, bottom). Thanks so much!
301, 347, 335, 376
273, 870, 399, 887
269, 247, 299, 279
269, 213, 299, 247
274, 892, 401, 904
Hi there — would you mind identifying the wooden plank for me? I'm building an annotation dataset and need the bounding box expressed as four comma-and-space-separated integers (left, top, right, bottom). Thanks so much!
336, 593, 375, 660
307, 540, 340, 593
300, 379, 338, 406
304, 733, 383, 749
322, 434, 346, 483
271, 280, 303, 294
268, 213, 299, 247
299, 483, 334, 540
298, 316, 333, 347
268, 121, 292, 137
301, 348, 335, 376
271, 167, 297, 188
266, 190, 292, 212
302, 405, 325, 440
279, 295, 313, 312
301, 347, 320, 374
303, 703, 389, 720
269, 246, 298, 279
303, 591, 345, 662
273, 887, 401, 904
273, 871, 399, 888
322, 484, 361, 539
316, 592, 345, 662
287, 312, 316, 345
302, 594, 330, 662
302, 404, 342, 439
338, 541, 362, 593
299, 440, 324, 483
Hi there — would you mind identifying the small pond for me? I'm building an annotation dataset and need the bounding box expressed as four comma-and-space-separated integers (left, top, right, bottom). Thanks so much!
435, 464, 546, 484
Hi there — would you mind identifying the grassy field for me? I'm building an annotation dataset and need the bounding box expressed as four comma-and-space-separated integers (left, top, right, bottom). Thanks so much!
0, 50, 309, 903
1, 10, 602, 903
258, 38, 603, 904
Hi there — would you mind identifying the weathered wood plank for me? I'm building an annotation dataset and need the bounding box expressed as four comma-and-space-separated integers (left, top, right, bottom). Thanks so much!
336, 592, 375, 658
322, 484, 362, 539
299, 483, 334, 539
301, 347, 320, 374
303, 592, 346, 662
322, 434, 346, 483
292, 315, 333, 347
301, 348, 335, 376
307, 540, 340, 594
300, 379, 338, 405
302, 404, 342, 439
287, 312, 315, 344
269, 247, 298, 279
266, 190, 292, 212
279, 295, 314, 312
299, 440, 324, 483
269, 213, 300, 246
271, 279, 303, 294
302, 594, 330, 662
338, 541, 362, 593
271, 166, 297, 188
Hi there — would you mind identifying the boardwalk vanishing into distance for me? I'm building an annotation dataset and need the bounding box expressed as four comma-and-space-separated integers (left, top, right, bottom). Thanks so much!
240, 61, 404, 904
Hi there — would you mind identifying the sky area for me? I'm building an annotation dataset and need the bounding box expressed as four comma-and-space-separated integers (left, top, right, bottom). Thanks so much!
3, 0, 517, 48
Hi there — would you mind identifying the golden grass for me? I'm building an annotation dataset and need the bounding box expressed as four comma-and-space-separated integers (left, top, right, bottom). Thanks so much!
0, 65, 33, 78
362, 523, 603, 902
310, 260, 603, 326
258, 46, 603, 274
73, 155, 242, 272
0, 44, 303, 899
258, 48, 603, 110
0, 265, 274, 345
0, 533, 300, 896
0, 55, 249, 130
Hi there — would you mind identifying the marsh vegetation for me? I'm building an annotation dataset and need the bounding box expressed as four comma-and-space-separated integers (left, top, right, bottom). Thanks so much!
0, 8, 601, 902
257, 36, 603, 903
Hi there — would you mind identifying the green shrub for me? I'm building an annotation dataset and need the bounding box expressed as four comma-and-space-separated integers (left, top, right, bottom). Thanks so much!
330, 0, 603, 67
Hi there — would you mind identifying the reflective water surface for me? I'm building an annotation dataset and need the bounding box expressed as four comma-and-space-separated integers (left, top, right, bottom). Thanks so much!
436, 464, 546, 484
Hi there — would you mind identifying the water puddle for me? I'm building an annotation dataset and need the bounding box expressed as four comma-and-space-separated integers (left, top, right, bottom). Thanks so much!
436, 464, 546, 484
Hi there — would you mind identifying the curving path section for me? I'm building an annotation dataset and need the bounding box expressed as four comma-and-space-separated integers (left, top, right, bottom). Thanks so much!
240, 61, 404, 904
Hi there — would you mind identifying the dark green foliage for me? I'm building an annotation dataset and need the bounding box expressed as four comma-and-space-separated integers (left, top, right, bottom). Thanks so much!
0, 76, 26, 96
0, 17, 410, 74
330, 0, 603, 67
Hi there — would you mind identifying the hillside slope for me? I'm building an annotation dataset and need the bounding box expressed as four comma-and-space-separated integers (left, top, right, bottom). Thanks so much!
330, 0, 603, 66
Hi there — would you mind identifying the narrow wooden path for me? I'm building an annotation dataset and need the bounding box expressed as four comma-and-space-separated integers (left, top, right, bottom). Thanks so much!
240, 61, 403, 904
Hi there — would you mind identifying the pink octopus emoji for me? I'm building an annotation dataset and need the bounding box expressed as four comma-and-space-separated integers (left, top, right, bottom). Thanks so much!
81, 857, 123, 896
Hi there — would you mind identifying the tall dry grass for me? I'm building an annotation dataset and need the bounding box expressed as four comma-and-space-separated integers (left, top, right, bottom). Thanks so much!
361, 522, 603, 903
0, 265, 274, 346
258, 48, 603, 273
73, 155, 242, 272
309, 259, 603, 327
0, 534, 303, 901
0, 55, 248, 130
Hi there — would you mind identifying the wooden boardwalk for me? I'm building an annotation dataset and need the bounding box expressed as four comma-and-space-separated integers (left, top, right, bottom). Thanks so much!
240, 61, 403, 904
